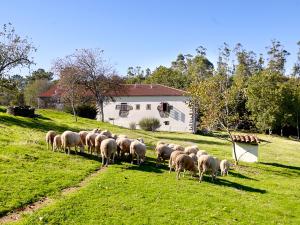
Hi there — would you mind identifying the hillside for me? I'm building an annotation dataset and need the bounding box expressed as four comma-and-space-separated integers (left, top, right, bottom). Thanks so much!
0, 108, 299, 225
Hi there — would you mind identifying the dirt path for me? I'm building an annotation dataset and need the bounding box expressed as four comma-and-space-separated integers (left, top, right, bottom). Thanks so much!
0, 166, 107, 224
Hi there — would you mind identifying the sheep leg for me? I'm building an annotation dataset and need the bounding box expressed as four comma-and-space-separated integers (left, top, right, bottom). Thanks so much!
75, 146, 77, 154
176, 167, 181, 180
112, 153, 115, 164
131, 154, 134, 164
137, 155, 140, 165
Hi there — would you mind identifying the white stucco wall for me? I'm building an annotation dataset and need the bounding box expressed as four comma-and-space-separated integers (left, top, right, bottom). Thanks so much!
233, 143, 258, 162
99, 96, 194, 133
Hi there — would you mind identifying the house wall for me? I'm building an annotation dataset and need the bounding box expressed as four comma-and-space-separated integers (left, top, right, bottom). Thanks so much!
99, 96, 195, 133
233, 143, 258, 162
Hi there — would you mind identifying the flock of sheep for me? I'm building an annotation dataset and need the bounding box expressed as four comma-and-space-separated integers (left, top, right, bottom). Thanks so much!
46, 128, 231, 182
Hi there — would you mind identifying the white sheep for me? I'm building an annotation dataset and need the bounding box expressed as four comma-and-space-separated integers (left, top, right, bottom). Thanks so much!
61, 131, 84, 155
189, 153, 198, 165
95, 134, 108, 156
169, 150, 186, 173
46, 130, 56, 150
220, 159, 230, 176
100, 130, 112, 138
100, 138, 117, 166
53, 135, 62, 151
86, 132, 98, 154
116, 137, 132, 158
198, 155, 220, 182
155, 143, 175, 167
130, 140, 146, 165
196, 150, 208, 158
184, 145, 199, 154
175, 154, 198, 180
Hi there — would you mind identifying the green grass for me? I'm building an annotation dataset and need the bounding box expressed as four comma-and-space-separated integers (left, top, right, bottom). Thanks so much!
1, 107, 300, 224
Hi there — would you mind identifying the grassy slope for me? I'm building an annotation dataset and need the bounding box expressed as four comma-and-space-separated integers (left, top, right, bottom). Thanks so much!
0, 108, 299, 224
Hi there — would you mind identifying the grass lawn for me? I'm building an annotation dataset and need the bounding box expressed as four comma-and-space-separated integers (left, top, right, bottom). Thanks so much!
0, 107, 300, 224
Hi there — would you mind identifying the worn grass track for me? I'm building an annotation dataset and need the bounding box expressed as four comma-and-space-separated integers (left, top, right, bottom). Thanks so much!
0, 107, 300, 224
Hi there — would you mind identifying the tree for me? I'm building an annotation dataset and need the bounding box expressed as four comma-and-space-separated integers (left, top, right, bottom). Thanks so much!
266, 40, 290, 74
24, 79, 51, 106
246, 70, 283, 133
189, 45, 242, 164
126, 66, 146, 84
292, 41, 300, 77
145, 66, 188, 89
55, 49, 124, 122
0, 23, 36, 81
57, 67, 87, 122
26, 68, 53, 83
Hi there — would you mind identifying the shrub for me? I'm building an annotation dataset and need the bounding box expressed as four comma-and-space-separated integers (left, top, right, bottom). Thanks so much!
63, 104, 97, 119
139, 117, 161, 131
129, 122, 136, 130
76, 105, 97, 119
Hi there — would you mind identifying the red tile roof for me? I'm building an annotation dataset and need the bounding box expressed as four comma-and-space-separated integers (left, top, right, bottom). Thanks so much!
39, 84, 186, 98
39, 85, 63, 98
232, 135, 260, 145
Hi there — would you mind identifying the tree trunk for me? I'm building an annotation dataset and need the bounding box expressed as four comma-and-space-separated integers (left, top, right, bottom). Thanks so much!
280, 128, 283, 137
96, 99, 104, 122
71, 100, 77, 122
297, 111, 299, 140
228, 130, 238, 165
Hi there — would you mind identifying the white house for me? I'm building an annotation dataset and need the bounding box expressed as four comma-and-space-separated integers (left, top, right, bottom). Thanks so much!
99, 84, 197, 133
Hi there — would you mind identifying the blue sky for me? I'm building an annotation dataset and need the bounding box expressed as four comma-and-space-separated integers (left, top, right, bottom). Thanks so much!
1, 0, 300, 76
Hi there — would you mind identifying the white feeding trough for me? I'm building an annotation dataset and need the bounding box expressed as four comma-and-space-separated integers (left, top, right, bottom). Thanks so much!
232, 135, 260, 163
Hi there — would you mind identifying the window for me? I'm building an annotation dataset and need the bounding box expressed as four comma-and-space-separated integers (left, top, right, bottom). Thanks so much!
164, 121, 170, 125
162, 102, 168, 112
146, 104, 151, 110
120, 103, 127, 111
136, 104, 140, 110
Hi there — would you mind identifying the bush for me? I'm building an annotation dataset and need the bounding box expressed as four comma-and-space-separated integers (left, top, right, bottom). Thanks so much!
76, 105, 97, 119
63, 104, 97, 119
129, 122, 136, 130
139, 117, 161, 131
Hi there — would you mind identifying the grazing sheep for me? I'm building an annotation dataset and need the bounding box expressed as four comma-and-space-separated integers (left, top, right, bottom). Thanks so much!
170, 144, 185, 152
95, 134, 108, 156
53, 135, 62, 151
61, 131, 84, 155
79, 131, 89, 147
189, 153, 198, 165
86, 133, 98, 154
111, 133, 118, 140
155, 143, 175, 166
169, 150, 186, 173
116, 137, 132, 158
92, 128, 101, 133
46, 130, 56, 150
220, 159, 230, 176
118, 134, 128, 139
196, 150, 208, 158
184, 145, 199, 155
156, 141, 165, 146
198, 155, 220, 182
175, 154, 198, 180
130, 140, 147, 165
100, 138, 117, 166
100, 130, 112, 138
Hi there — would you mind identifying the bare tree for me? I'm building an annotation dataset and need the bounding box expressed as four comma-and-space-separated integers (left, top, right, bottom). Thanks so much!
0, 23, 36, 80
53, 49, 124, 121
71, 49, 124, 121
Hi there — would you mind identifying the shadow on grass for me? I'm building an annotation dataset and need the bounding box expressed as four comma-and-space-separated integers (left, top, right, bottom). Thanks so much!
155, 135, 227, 146
0, 114, 75, 133
260, 162, 300, 171
125, 157, 169, 174
201, 176, 266, 193
0, 107, 6, 113
228, 171, 258, 181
